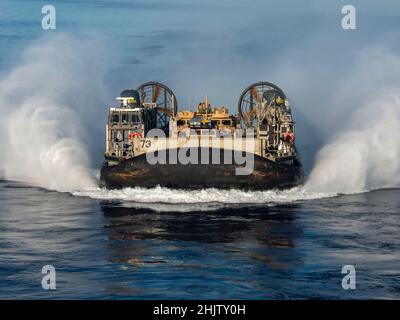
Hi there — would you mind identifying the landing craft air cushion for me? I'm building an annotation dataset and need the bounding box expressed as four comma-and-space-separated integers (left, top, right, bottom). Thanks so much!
100, 81, 303, 190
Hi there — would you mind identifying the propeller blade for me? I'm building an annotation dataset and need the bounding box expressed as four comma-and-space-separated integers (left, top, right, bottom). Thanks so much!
152, 85, 160, 103
244, 110, 257, 120
250, 86, 262, 104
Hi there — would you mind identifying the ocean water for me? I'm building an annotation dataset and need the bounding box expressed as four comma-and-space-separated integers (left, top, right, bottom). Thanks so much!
1, 181, 400, 299
1, 0, 400, 299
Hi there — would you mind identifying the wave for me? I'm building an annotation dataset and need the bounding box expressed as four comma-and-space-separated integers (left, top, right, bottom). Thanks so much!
72, 184, 337, 210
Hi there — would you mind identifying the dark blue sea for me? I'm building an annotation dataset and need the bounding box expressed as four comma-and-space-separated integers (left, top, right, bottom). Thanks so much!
1, 0, 400, 299
0, 181, 399, 299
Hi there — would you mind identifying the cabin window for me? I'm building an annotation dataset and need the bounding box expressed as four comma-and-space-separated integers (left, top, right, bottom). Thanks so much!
112, 114, 120, 123
210, 120, 218, 128
123, 130, 129, 140
131, 114, 141, 124
121, 113, 129, 124
111, 130, 123, 142
222, 120, 231, 126
189, 117, 202, 127
177, 120, 186, 126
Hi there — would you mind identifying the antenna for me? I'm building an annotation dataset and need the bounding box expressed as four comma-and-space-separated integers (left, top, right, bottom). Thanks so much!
172, 95, 175, 117
205, 93, 208, 117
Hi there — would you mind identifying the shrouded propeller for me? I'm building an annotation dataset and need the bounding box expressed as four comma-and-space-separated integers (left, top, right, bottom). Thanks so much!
137, 81, 178, 115
238, 81, 286, 125
137, 81, 178, 132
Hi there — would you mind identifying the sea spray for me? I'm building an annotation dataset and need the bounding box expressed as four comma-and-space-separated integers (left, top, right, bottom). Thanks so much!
73, 185, 333, 207
305, 93, 400, 193
304, 46, 400, 193
5, 100, 95, 191
0, 34, 110, 191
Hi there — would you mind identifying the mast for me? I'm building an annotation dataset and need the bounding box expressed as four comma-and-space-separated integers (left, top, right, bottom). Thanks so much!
205, 93, 208, 117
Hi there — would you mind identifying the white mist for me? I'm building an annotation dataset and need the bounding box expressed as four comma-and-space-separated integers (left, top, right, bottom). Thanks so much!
0, 35, 110, 191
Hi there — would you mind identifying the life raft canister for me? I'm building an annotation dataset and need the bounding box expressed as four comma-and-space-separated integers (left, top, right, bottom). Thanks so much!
285, 132, 295, 143
129, 132, 142, 139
